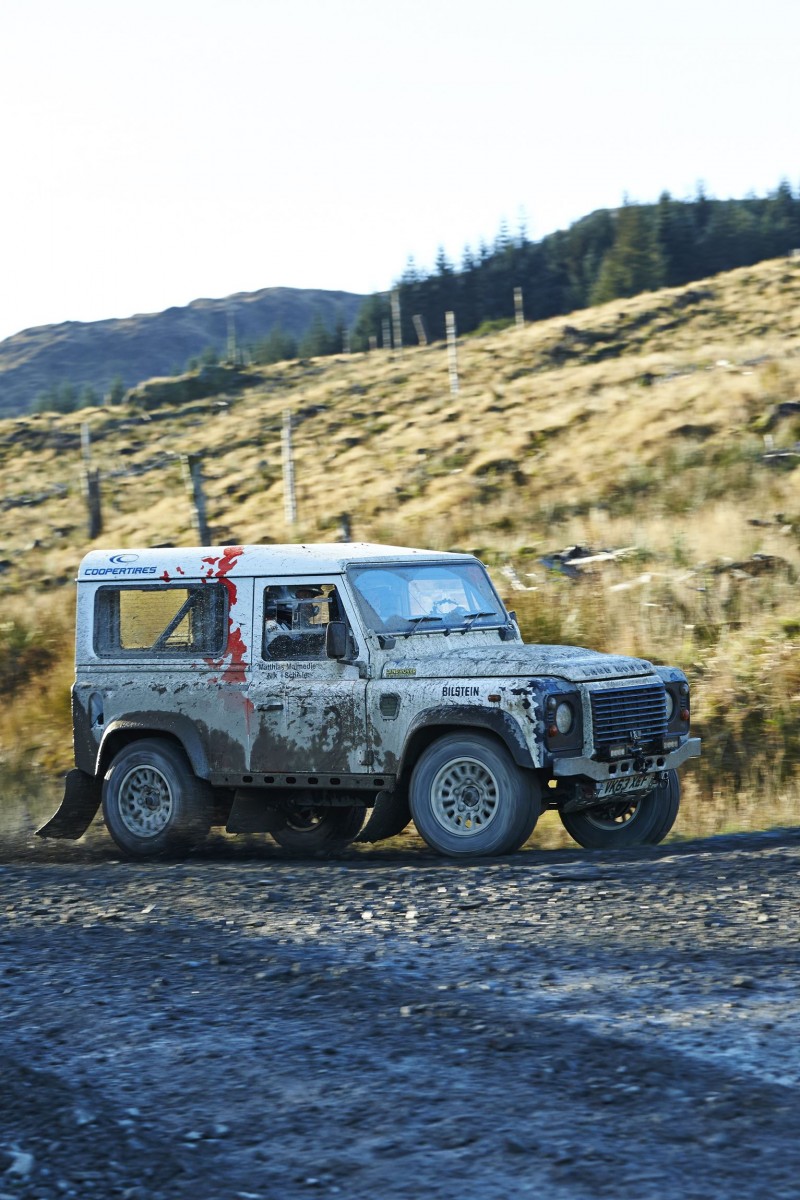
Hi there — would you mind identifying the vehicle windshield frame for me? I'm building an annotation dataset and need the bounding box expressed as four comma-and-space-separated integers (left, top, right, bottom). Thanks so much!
346, 560, 508, 637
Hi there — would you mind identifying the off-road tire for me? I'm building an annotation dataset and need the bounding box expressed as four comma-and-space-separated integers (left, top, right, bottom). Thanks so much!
271, 805, 367, 855
409, 733, 540, 858
559, 772, 680, 850
102, 738, 213, 859
642, 769, 681, 844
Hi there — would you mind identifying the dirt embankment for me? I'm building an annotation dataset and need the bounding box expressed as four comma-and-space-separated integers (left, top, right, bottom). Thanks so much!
2, 831, 800, 1199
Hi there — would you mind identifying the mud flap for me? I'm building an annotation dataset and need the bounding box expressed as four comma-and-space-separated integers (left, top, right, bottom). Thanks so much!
36, 769, 103, 840
356, 787, 411, 843
226, 791, 283, 834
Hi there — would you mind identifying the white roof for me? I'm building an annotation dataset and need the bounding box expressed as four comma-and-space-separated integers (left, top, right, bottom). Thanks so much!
77, 542, 476, 581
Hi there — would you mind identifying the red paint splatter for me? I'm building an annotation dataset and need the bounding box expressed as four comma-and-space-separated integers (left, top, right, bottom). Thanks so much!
218, 625, 248, 684
176, 565, 185, 575
161, 570, 171, 582
202, 548, 248, 684
202, 546, 244, 607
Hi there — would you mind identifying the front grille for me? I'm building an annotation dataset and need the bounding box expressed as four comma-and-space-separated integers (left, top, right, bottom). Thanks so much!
590, 684, 667, 748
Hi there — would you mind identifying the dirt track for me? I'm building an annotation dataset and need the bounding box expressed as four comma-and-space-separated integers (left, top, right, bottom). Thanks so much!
2, 827, 800, 1199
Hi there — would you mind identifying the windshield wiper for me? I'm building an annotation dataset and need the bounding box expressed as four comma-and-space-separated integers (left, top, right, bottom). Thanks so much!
461, 610, 497, 630
406, 614, 445, 634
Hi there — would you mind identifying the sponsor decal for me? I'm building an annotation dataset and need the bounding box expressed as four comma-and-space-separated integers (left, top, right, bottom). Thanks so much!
386, 667, 416, 677
442, 685, 480, 698
85, 566, 158, 576
109, 553, 139, 564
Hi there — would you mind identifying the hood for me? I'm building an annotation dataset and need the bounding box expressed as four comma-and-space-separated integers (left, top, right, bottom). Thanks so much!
382, 643, 655, 684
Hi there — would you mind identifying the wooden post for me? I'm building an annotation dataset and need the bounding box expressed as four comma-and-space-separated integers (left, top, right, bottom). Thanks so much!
338, 512, 352, 541
514, 286, 524, 328
282, 409, 297, 526
369, 335, 378, 352
80, 422, 102, 538
412, 314, 428, 346
446, 311, 459, 395
391, 290, 403, 354
227, 308, 237, 364
83, 469, 103, 539
181, 454, 210, 544
382, 318, 392, 351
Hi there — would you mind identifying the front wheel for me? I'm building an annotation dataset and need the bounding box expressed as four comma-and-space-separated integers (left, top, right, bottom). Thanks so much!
409, 733, 540, 858
559, 770, 681, 850
270, 805, 366, 855
102, 738, 213, 859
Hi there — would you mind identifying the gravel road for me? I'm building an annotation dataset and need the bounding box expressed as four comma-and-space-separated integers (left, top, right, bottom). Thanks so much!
2, 827, 800, 1199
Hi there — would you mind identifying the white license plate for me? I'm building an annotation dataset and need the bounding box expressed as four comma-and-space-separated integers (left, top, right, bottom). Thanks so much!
597, 774, 652, 799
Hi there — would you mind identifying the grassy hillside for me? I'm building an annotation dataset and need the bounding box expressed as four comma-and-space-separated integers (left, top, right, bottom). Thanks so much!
0, 286, 365, 416
2, 257, 799, 843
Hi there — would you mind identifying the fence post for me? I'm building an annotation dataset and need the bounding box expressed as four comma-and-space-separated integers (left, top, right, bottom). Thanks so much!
514, 286, 524, 328
391, 290, 403, 355
181, 454, 210, 544
446, 311, 459, 395
282, 409, 297, 527
412, 314, 428, 346
80, 422, 103, 538
83, 469, 103, 539
338, 512, 352, 541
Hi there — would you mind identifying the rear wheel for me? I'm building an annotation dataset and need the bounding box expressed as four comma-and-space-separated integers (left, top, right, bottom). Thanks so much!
271, 805, 366, 855
102, 738, 213, 859
409, 733, 540, 858
559, 772, 681, 849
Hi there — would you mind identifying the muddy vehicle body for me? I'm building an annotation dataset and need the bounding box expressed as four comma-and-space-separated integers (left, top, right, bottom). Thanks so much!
40, 542, 700, 858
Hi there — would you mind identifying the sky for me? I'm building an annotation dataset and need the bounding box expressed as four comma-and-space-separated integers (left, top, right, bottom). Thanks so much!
1, 0, 799, 343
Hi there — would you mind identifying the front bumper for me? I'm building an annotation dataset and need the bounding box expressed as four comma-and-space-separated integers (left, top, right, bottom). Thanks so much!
552, 737, 701, 782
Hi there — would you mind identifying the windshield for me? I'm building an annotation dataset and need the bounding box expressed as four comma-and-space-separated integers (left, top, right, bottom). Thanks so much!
348, 562, 506, 635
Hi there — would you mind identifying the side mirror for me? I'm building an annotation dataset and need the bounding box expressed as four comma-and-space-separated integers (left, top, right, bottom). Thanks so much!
499, 610, 519, 641
326, 621, 349, 659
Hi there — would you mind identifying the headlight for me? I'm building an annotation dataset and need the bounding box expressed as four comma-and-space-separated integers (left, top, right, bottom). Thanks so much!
555, 701, 574, 735
664, 690, 675, 721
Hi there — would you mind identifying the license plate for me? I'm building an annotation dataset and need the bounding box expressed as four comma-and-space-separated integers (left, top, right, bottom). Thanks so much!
597, 774, 652, 799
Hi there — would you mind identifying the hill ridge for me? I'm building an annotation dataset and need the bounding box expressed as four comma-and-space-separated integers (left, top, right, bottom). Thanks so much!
0, 284, 366, 416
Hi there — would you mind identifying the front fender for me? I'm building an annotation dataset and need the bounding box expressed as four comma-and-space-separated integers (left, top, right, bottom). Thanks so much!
398, 704, 535, 778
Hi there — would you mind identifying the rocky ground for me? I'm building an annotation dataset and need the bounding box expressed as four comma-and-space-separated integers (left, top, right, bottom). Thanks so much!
2, 826, 800, 1199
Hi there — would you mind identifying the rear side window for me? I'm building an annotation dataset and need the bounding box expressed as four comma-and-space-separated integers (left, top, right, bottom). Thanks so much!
94, 583, 227, 656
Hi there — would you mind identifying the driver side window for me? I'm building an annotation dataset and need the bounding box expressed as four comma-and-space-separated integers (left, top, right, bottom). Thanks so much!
262, 583, 345, 661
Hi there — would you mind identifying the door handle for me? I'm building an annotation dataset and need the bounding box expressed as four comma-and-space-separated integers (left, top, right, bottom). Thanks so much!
256, 700, 284, 712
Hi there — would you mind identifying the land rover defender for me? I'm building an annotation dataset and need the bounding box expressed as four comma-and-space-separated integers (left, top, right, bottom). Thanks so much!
39, 542, 700, 858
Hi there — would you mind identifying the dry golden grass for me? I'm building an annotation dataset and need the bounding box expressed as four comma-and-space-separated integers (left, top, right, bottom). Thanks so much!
2, 256, 800, 838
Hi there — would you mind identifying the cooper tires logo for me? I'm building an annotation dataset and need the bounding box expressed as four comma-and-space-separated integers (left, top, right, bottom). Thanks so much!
109, 553, 139, 564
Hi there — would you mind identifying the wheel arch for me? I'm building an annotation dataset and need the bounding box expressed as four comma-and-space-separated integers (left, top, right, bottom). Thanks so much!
97, 715, 211, 780
397, 706, 534, 786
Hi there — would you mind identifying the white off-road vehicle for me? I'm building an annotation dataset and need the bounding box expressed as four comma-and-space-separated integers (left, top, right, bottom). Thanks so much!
40, 543, 700, 858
